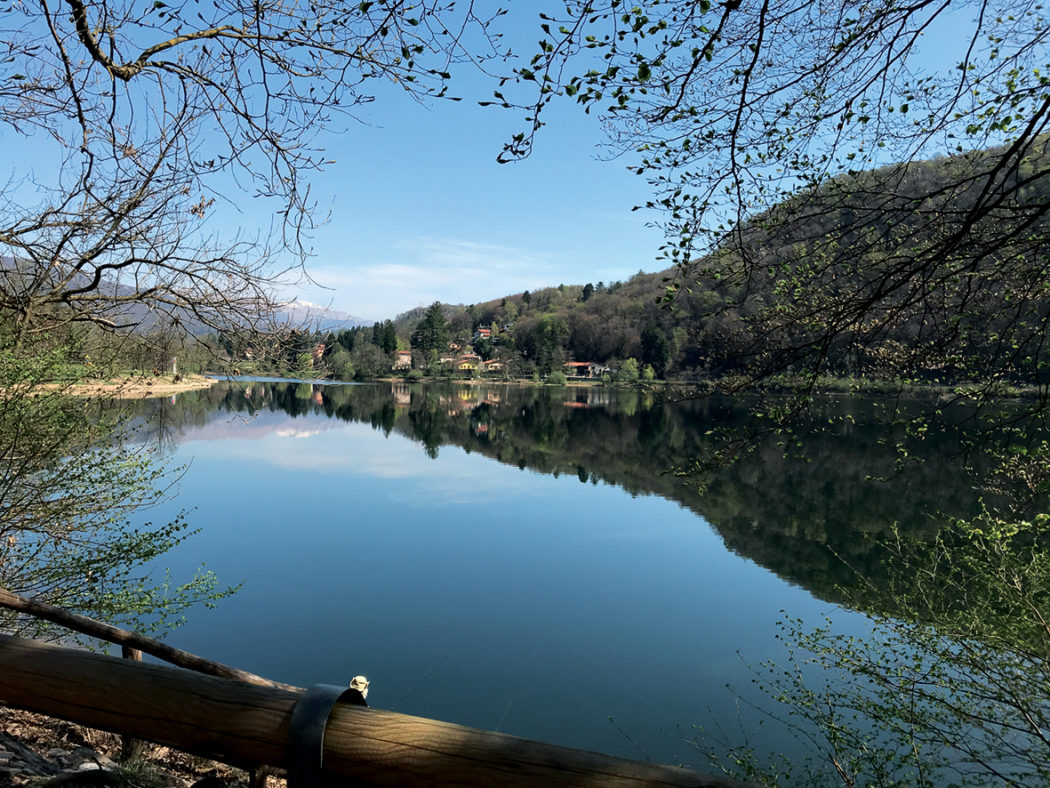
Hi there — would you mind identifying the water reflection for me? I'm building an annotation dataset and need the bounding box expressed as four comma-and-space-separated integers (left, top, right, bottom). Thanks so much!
120, 378, 1043, 767
133, 379, 1005, 609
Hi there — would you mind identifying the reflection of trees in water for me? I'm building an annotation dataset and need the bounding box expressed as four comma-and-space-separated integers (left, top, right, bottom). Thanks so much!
129, 385, 233, 451
409, 401, 448, 459
130, 381, 1034, 609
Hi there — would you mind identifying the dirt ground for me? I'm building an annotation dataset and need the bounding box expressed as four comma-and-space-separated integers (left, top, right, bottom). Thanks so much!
0, 707, 263, 787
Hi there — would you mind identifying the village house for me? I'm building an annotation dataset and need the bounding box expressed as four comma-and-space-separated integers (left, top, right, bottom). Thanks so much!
563, 361, 610, 378
588, 363, 612, 378
392, 349, 413, 371
457, 353, 481, 373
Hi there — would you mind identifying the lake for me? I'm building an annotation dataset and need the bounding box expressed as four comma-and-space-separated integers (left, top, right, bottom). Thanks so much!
129, 379, 983, 770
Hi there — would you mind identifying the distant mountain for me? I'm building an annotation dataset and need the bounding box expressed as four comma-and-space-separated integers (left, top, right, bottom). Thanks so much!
0, 252, 369, 335
277, 301, 368, 332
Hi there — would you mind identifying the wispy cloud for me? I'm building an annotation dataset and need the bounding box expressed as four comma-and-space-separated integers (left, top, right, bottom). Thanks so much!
298, 237, 568, 320
187, 418, 537, 502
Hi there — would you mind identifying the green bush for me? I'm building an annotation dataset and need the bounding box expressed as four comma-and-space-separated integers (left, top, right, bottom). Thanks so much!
546, 370, 568, 386
618, 358, 640, 384
0, 342, 233, 638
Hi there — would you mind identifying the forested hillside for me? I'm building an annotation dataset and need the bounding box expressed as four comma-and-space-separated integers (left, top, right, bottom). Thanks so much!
338, 140, 1048, 385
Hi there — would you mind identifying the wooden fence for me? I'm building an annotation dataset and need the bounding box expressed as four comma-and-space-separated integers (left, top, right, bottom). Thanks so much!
0, 634, 750, 787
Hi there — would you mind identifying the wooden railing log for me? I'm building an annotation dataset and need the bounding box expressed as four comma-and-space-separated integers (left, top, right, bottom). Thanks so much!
0, 586, 295, 691
0, 634, 748, 787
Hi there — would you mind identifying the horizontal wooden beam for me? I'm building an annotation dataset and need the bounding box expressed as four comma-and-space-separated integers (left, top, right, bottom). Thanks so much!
0, 635, 748, 787
0, 586, 294, 691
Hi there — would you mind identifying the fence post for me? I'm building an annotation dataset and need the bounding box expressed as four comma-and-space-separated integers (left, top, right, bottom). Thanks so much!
119, 646, 146, 761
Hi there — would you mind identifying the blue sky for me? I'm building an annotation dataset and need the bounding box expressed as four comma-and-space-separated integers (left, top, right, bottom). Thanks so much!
281, 70, 662, 322
2, 4, 999, 325
268, 3, 990, 323
1, 6, 660, 325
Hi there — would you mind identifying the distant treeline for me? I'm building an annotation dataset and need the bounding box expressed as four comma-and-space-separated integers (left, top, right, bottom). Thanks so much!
302, 141, 1049, 385
92, 139, 1048, 386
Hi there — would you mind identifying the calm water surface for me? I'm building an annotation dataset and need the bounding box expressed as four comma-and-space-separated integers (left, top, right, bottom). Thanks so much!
133, 380, 977, 768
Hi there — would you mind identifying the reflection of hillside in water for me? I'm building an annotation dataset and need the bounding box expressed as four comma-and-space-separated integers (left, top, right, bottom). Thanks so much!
132, 380, 1017, 608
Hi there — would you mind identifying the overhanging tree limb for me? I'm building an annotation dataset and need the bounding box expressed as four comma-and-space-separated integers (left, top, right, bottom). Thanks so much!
0, 585, 295, 691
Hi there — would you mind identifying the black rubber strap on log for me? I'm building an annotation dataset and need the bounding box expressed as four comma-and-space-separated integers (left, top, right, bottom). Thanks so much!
287, 683, 368, 788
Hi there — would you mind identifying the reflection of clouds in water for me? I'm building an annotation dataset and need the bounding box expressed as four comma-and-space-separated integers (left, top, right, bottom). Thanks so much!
250, 439, 427, 479
273, 427, 325, 439
177, 418, 537, 503
177, 410, 343, 443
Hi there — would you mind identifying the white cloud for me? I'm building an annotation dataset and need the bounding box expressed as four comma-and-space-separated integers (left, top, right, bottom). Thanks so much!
186, 417, 537, 502
296, 237, 567, 319
273, 427, 327, 439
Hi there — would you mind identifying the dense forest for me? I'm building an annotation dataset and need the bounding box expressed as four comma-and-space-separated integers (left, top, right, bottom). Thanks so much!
194, 139, 1047, 386
49, 138, 1041, 389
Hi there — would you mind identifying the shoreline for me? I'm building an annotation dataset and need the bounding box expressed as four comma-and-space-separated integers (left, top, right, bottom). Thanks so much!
55, 374, 219, 400
214, 372, 1044, 403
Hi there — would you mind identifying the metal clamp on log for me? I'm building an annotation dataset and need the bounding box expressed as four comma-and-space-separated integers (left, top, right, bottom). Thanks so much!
287, 680, 368, 788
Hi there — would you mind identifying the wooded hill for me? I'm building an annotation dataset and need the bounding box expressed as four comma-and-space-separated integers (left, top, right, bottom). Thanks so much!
374, 139, 1050, 385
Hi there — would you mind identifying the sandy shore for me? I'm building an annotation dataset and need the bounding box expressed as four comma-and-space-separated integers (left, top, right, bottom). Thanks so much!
58, 374, 218, 399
